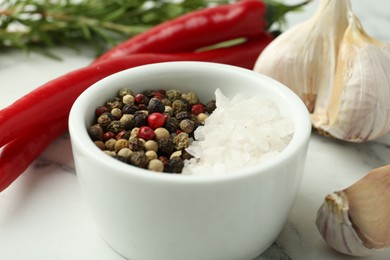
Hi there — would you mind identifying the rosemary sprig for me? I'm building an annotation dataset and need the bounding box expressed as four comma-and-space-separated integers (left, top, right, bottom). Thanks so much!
0, 0, 230, 57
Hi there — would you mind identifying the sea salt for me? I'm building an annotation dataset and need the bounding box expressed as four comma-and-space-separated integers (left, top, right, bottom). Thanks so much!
182, 89, 294, 176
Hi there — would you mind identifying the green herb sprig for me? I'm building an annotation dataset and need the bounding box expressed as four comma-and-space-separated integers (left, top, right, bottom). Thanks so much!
0, 0, 229, 58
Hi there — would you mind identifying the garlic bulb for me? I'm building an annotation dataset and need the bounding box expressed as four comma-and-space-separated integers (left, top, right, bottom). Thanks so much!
254, 0, 390, 142
312, 13, 390, 142
254, 0, 350, 112
316, 165, 390, 256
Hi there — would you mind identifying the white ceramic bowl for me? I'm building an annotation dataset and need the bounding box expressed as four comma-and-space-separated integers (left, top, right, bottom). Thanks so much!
69, 62, 311, 260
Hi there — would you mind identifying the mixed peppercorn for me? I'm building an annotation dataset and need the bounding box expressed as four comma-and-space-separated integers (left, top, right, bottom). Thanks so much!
88, 88, 216, 173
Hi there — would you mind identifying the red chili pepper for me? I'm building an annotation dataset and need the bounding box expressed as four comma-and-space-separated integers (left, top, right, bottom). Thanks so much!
93, 0, 267, 63
0, 34, 273, 149
0, 118, 67, 192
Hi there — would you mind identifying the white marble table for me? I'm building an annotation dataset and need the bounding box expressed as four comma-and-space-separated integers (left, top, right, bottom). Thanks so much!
1, 1, 390, 259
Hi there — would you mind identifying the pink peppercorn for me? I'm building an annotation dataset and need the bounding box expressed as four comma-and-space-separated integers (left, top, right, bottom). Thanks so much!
103, 131, 115, 141
147, 113, 165, 129
191, 103, 204, 115
138, 126, 156, 140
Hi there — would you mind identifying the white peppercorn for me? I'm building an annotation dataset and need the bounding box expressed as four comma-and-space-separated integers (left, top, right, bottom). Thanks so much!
117, 148, 133, 159
170, 150, 182, 159
111, 108, 122, 119
197, 113, 208, 123
115, 139, 129, 152
145, 150, 158, 160
154, 127, 170, 140
147, 159, 164, 172
144, 140, 158, 152
122, 94, 135, 105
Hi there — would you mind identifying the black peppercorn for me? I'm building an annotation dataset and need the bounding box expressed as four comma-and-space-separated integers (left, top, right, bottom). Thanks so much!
122, 104, 139, 114
147, 98, 165, 114
113, 155, 129, 164
175, 111, 192, 121
181, 149, 194, 160
131, 111, 147, 127
157, 137, 175, 156
164, 117, 179, 133
88, 124, 104, 141
166, 156, 184, 174
205, 100, 216, 114
106, 120, 125, 134
129, 151, 148, 168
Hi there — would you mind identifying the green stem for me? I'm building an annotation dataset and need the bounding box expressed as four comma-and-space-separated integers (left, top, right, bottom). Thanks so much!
265, 0, 312, 29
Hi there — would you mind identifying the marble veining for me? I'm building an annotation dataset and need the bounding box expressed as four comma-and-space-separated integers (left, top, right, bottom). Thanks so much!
1, 0, 390, 259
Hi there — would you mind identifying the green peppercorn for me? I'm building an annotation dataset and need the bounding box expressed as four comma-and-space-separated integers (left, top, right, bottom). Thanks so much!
106, 97, 123, 110
172, 99, 189, 115
179, 119, 195, 134
129, 136, 145, 151
106, 120, 125, 134
119, 114, 134, 130
166, 89, 182, 102
129, 151, 148, 168
97, 113, 114, 129
88, 124, 104, 141
182, 92, 199, 105
161, 98, 172, 107
118, 88, 135, 98
173, 132, 190, 150
105, 138, 117, 151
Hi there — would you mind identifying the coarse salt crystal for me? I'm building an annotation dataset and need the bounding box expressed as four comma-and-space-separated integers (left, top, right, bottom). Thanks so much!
182, 89, 294, 176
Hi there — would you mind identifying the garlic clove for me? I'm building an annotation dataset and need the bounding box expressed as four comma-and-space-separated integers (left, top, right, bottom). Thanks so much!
312, 13, 390, 142
316, 165, 390, 256
254, 0, 350, 112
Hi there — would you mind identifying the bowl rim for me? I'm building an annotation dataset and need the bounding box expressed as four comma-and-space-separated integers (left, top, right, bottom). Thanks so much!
68, 61, 311, 184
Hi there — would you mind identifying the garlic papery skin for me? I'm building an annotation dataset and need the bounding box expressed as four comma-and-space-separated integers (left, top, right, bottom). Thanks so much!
312, 14, 390, 142
254, 0, 350, 112
316, 165, 390, 256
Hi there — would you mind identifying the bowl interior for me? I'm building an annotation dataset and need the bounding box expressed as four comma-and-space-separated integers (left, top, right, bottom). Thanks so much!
69, 61, 311, 181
